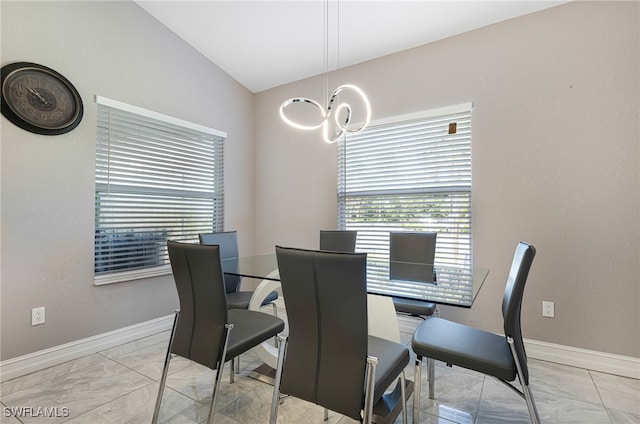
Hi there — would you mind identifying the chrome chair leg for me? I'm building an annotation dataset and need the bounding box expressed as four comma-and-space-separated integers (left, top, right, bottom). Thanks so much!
400, 371, 407, 424
522, 383, 541, 424
270, 334, 288, 424
152, 310, 180, 424
363, 356, 379, 424
207, 323, 234, 424
427, 357, 435, 399
229, 357, 235, 383
271, 302, 279, 347
508, 337, 541, 424
324, 408, 329, 421
412, 356, 422, 424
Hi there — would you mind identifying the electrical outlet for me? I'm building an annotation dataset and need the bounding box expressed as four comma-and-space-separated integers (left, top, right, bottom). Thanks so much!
32, 307, 45, 326
542, 301, 554, 318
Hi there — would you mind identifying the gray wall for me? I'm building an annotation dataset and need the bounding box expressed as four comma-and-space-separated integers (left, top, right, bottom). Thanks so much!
1, 0, 638, 363
1, 1, 256, 360
254, 1, 640, 357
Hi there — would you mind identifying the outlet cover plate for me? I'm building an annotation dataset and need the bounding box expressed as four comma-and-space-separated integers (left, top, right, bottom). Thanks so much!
32, 307, 45, 326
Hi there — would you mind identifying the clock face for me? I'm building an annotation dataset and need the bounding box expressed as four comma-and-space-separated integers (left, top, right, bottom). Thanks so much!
1, 62, 83, 135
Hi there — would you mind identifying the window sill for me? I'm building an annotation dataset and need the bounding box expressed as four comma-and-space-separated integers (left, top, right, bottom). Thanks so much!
94, 265, 172, 286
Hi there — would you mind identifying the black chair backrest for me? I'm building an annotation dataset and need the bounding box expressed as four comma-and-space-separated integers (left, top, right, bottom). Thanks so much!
319, 230, 357, 253
167, 241, 229, 371
276, 246, 368, 420
501, 241, 536, 384
389, 232, 437, 283
199, 231, 241, 294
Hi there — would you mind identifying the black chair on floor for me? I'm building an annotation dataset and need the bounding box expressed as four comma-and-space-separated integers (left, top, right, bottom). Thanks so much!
411, 242, 540, 424
200, 231, 280, 379
152, 241, 284, 424
389, 232, 438, 319
319, 229, 357, 252
270, 246, 409, 424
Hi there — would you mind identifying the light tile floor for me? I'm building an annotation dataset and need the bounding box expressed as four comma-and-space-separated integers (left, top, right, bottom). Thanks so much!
1, 330, 638, 424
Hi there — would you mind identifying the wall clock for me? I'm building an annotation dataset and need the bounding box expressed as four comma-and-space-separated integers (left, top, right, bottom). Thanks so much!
1, 62, 83, 135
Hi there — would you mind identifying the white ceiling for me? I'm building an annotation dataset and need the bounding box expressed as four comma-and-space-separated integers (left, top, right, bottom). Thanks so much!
135, 1, 568, 93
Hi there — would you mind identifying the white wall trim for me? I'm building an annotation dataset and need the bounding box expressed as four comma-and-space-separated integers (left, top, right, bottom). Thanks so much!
2, 314, 638, 383
397, 315, 639, 379
0, 314, 174, 383
524, 338, 640, 379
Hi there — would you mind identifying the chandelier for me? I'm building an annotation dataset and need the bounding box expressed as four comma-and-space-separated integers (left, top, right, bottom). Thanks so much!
279, 0, 371, 144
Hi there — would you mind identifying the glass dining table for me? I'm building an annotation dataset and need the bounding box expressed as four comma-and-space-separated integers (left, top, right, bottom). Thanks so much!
220, 252, 488, 368
221, 252, 489, 308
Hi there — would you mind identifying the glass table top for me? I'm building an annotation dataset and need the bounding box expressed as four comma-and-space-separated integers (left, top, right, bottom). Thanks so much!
222, 253, 489, 308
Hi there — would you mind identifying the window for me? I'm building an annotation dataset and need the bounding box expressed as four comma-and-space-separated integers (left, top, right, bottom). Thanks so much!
337, 104, 472, 300
94, 96, 226, 285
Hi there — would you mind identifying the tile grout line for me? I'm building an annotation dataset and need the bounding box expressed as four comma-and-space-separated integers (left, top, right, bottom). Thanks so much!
587, 369, 615, 424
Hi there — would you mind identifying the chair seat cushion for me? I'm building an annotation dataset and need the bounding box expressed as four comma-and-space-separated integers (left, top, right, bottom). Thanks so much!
392, 297, 436, 317
226, 309, 284, 359
411, 317, 516, 382
226, 290, 279, 310
368, 335, 410, 401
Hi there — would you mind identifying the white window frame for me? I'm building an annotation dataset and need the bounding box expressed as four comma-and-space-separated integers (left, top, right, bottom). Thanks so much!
94, 96, 227, 285
337, 103, 473, 300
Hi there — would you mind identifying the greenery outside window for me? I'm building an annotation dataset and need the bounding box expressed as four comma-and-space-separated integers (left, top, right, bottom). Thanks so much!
94, 96, 226, 285
337, 104, 472, 297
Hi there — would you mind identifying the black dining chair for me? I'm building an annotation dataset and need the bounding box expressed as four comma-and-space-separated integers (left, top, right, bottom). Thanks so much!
270, 246, 409, 424
389, 232, 439, 319
199, 231, 278, 311
199, 231, 280, 379
152, 241, 285, 424
411, 242, 540, 424
319, 229, 358, 252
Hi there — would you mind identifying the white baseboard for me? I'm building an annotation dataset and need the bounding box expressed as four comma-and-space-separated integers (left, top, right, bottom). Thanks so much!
396, 315, 639, 380
0, 314, 174, 383
2, 313, 638, 383
524, 338, 640, 379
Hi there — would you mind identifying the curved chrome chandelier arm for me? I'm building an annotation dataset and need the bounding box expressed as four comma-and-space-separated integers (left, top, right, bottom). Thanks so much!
279, 97, 326, 131
327, 84, 371, 134
280, 84, 371, 144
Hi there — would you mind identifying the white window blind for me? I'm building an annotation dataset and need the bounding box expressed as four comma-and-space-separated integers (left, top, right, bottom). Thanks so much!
338, 104, 473, 298
94, 96, 226, 285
